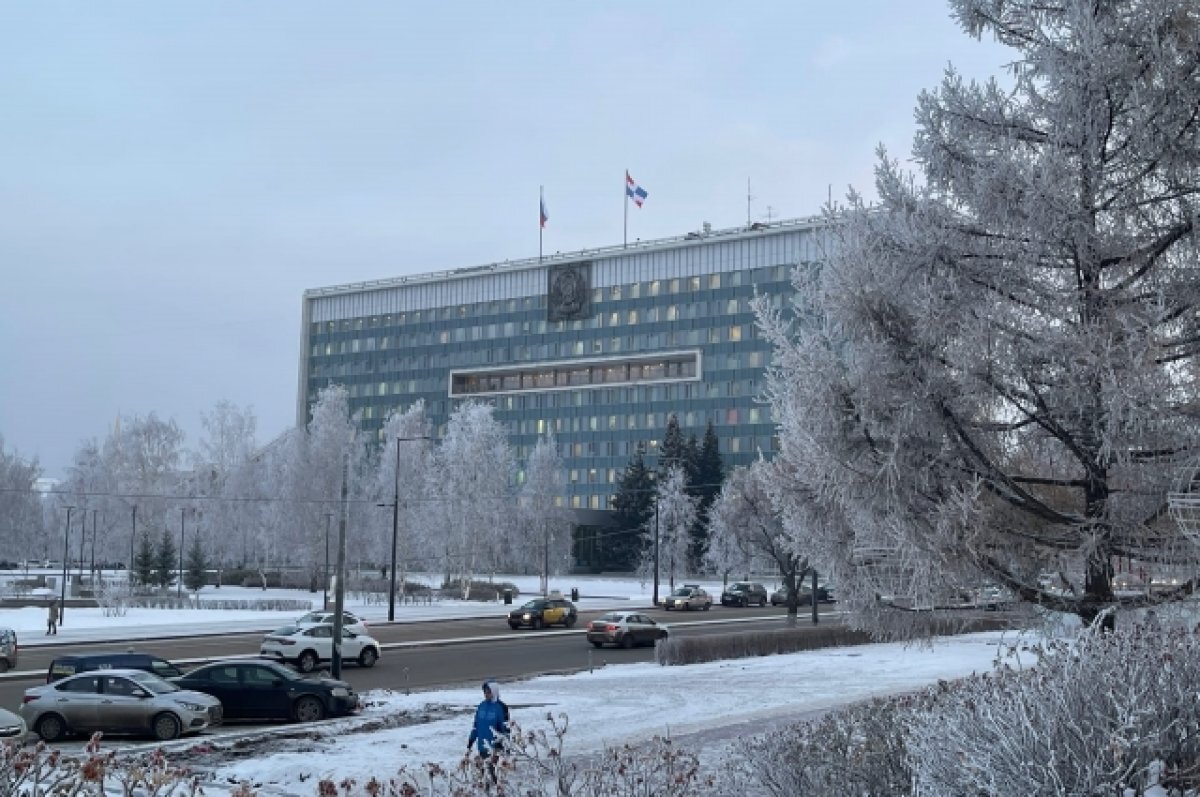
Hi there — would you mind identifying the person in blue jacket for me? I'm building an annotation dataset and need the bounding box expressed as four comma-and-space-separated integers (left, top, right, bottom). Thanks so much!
467, 680, 510, 781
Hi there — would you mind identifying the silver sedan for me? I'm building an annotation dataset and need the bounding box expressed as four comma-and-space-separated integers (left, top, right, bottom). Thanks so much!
21, 669, 222, 742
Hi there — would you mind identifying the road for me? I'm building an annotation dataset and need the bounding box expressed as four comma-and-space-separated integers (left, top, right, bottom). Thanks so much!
1, 605, 839, 712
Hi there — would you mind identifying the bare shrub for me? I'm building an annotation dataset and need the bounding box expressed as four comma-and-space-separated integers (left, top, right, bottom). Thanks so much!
908, 624, 1200, 795
654, 626, 873, 666
720, 696, 918, 796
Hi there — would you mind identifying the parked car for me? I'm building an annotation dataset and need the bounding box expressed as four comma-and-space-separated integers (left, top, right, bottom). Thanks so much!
662, 586, 711, 611
0, 628, 17, 673
47, 651, 182, 683
21, 669, 222, 742
720, 582, 768, 607
771, 585, 835, 606
295, 610, 369, 635
508, 597, 577, 629
260, 624, 381, 673
172, 659, 358, 722
0, 706, 26, 741
586, 611, 668, 649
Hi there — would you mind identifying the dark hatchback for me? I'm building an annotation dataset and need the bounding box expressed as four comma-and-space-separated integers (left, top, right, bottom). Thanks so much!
172, 659, 358, 723
720, 582, 769, 607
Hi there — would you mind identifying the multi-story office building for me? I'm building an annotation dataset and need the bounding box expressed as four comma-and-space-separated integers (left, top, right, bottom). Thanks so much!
298, 216, 826, 511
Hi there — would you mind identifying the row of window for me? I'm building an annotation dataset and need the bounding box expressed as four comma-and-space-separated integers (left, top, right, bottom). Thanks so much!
328, 375, 765, 418
313, 266, 795, 334
451, 354, 698, 396
311, 302, 774, 356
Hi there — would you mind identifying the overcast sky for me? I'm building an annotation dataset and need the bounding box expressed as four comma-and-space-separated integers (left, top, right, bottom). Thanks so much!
0, 2, 1010, 480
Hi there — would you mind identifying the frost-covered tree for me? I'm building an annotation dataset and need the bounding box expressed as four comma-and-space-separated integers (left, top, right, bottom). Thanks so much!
521, 433, 572, 595
101, 413, 185, 570
372, 401, 433, 599
759, 0, 1200, 634
706, 458, 809, 623
0, 436, 42, 563
193, 401, 258, 573
648, 466, 698, 590
429, 401, 515, 597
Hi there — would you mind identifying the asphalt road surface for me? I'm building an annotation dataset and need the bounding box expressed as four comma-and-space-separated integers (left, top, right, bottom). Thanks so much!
0, 606, 839, 713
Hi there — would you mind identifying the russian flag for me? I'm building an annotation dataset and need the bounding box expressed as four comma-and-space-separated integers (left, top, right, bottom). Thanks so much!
625, 171, 648, 207
540, 196, 549, 228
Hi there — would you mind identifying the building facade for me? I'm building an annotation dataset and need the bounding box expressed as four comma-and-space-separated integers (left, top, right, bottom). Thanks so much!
298, 217, 826, 511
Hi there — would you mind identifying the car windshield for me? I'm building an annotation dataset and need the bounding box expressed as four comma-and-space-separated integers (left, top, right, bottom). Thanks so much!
670, 588, 691, 596
519, 600, 546, 610
596, 612, 624, 623
128, 671, 179, 694
271, 625, 302, 636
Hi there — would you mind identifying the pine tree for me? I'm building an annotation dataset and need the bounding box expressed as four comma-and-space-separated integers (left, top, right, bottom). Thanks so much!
690, 422, 725, 570
184, 534, 208, 592
132, 531, 155, 589
609, 445, 654, 571
154, 528, 177, 590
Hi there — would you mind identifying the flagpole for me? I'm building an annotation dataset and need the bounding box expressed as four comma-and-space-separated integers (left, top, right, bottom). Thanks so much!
539, 185, 544, 262
623, 170, 628, 249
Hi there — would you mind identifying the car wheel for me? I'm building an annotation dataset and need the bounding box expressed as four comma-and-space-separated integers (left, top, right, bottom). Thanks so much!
297, 650, 319, 673
293, 695, 325, 723
152, 712, 182, 741
702, 603, 711, 611
590, 640, 603, 648
664, 605, 672, 611
620, 634, 634, 649
532, 617, 543, 630
358, 647, 378, 668
35, 713, 66, 742
0, 659, 9, 673
508, 622, 520, 630
564, 614, 577, 628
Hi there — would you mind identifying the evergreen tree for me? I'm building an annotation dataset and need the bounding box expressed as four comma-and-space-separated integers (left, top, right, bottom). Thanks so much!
690, 422, 725, 570
657, 414, 697, 483
154, 528, 177, 590
132, 531, 155, 589
609, 445, 654, 571
184, 534, 208, 592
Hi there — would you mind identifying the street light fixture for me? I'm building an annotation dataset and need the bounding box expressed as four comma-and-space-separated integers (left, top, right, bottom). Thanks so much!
60, 506, 75, 623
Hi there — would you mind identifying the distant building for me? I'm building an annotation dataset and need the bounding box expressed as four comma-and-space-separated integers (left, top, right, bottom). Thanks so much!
298, 216, 827, 511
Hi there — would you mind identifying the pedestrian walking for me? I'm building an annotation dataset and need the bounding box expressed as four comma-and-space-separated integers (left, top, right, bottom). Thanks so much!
467, 680, 510, 785
46, 599, 59, 635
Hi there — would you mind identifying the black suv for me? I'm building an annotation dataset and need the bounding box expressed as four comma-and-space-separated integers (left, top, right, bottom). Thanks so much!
47, 652, 183, 684
720, 582, 769, 607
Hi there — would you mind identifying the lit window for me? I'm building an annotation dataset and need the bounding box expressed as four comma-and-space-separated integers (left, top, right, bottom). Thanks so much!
571, 495, 583, 508
709, 274, 721, 289
666, 305, 678, 321
628, 309, 639, 324
649, 280, 661, 296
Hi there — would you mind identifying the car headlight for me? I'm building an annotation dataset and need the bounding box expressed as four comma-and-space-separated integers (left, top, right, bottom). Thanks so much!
331, 687, 349, 697
523, 613, 533, 620
179, 701, 207, 712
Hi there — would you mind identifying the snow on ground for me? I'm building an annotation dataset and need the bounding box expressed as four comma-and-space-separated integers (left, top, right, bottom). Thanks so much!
0, 572, 1025, 794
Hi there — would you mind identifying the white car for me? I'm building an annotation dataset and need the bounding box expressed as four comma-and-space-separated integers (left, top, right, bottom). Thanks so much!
0, 706, 26, 742
295, 610, 370, 636
260, 623, 381, 673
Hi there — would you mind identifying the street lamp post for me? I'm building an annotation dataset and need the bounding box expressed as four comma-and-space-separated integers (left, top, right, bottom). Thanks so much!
129, 505, 137, 583
78, 510, 87, 583
652, 499, 660, 607
384, 435, 429, 622
323, 513, 332, 611
61, 506, 75, 623
178, 508, 186, 598
90, 509, 98, 581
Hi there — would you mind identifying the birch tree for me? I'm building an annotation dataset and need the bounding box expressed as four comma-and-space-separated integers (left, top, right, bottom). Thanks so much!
0, 437, 41, 563
373, 401, 433, 599
521, 433, 571, 595
649, 466, 698, 590
430, 401, 515, 597
759, 0, 1200, 635
706, 458, 809, 623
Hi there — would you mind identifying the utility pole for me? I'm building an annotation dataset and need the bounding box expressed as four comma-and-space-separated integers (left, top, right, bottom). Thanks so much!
178, 508, 186, 598
652, 499, 660, 608
129, 505, 137, 584
384, 435, 430, 622
332, 453, 350, 678
323, 513, 332, 611
90, 509, 98, 580
61, 506, 74, 623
